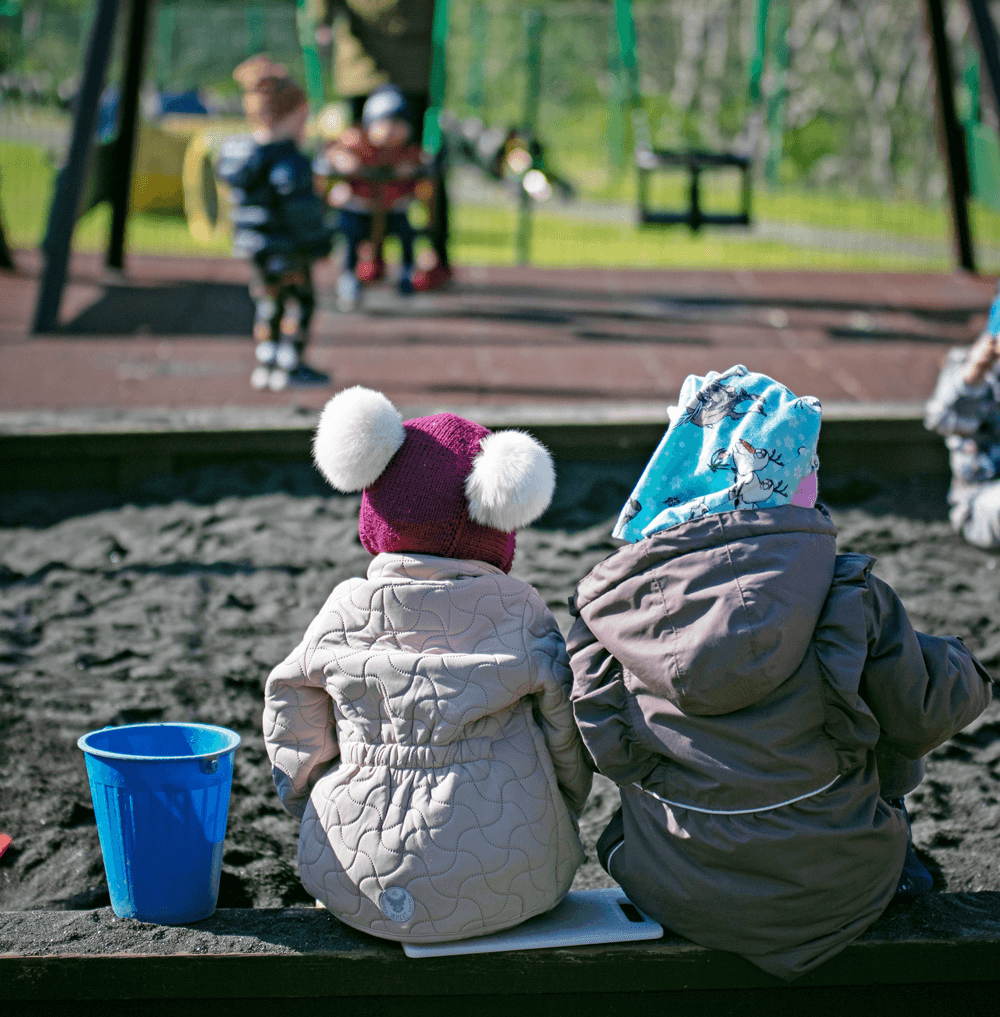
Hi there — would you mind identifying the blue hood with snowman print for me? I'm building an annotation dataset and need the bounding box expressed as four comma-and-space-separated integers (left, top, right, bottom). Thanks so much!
613, 365, 822, 542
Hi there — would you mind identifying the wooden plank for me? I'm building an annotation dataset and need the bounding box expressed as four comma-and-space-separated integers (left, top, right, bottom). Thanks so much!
2, 893, 999, 1013
0, 413, 950, 491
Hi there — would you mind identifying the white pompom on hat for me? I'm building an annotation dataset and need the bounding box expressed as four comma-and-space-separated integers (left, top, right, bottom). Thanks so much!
465, 430, 555, 532
311, 387, 556, 571
312, 385, 406, 492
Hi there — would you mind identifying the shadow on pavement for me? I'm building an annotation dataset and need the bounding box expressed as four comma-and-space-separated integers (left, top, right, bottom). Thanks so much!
62, 282, 254, 336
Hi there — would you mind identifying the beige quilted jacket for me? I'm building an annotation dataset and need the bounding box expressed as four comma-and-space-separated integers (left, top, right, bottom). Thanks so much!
263, 552, 591, 942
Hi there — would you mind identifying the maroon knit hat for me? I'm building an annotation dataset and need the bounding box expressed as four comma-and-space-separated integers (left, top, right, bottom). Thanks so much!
312, 388, 557, 573
359, 413, 516, 571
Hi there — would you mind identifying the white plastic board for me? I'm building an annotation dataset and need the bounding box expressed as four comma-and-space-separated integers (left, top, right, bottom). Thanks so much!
401, 886, 663, 958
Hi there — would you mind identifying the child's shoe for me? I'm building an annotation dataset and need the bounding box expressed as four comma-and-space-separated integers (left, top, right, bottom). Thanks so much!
886, 797, 933, 897
251, 340, 277, 390
412, 263, 452, 292
356, 256, 385, 283
267, 342, 324, 390
337, 271, 361, 312
270, 362, 331, 390
398, 266, 414, 296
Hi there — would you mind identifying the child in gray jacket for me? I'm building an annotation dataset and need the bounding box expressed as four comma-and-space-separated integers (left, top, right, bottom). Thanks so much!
568, 365, 993, 980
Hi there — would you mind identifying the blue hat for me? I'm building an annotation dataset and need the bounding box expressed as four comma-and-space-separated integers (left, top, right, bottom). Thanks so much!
613, 365, 822, 542
362, 85, 411, 127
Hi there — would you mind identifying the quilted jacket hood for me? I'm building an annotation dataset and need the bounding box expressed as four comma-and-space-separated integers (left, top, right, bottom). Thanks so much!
573, 505, 838, 716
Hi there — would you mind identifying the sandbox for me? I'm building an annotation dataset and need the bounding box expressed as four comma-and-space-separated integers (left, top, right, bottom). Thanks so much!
0, 458, 997, 913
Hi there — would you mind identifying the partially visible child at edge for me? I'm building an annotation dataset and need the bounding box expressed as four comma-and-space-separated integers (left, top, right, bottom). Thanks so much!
567, 364, 993, 981
215, 55, 333, 391
262, 386, 591, 942
314, 85, 427, 312
925, 288, 1000, 549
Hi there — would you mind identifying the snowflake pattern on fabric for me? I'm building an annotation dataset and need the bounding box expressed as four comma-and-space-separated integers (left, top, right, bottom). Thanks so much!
613, 365, 823, 542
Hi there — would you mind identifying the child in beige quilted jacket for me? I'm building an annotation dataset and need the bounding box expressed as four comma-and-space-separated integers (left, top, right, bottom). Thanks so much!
262, 386, 592, 943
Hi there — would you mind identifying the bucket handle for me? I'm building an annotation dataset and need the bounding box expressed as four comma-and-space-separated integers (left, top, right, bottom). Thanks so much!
201, 756, 219, 774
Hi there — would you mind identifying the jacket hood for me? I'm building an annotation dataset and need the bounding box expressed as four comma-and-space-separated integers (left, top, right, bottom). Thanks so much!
614, 365, 822, 542
574, 505, 838, 715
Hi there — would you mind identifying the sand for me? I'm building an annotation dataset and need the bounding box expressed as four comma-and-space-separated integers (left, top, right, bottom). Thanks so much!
1, 463, 997, 912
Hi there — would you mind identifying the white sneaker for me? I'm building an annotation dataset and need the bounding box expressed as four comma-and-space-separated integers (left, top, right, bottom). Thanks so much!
337, 271, 361, 312
252, 340, 277, 389
255, 340, 277, 365
274, 342, 300, 371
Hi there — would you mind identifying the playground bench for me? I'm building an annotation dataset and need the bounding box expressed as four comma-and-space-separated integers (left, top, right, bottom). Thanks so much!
636, 147, 753, 232
2, 892, 999, 1017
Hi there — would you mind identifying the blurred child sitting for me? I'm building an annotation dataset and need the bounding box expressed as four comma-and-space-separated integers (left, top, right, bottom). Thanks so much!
314, 85, 429, 311
216, 55, 333, 391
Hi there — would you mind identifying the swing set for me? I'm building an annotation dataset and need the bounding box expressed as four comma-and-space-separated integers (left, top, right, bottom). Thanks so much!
17, 0, 1000, 332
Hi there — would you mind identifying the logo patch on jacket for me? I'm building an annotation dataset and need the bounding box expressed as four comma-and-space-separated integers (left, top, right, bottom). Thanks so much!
379, 886, 415, 922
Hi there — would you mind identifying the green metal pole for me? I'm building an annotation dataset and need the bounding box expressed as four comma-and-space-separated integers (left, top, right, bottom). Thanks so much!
422, 0, 451, 156
516, 6, 543, 266
466, 0, 486, 116
608, 0, 638, 173
747, 0, 770, 102
154, 2, 175, 90
245, 2, 264, 57
763, 0, 789, 185
296, 0, 324, 112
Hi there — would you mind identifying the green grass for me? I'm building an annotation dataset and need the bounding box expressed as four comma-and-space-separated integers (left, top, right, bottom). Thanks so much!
0, 136, 969, 272
0, 141, 56, 250
72, 204, 234, 257
0, 139, 233, 255
482, 100, 997, 246
453, 204, 950, 271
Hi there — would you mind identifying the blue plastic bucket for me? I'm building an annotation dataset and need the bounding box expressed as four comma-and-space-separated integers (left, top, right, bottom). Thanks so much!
78, 722, 241, 924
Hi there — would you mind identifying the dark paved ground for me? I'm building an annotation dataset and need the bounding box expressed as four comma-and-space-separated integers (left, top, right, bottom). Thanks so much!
1, 250, 995, 415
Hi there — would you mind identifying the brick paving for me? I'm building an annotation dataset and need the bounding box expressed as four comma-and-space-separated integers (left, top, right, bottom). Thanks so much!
1, 249, 995, 417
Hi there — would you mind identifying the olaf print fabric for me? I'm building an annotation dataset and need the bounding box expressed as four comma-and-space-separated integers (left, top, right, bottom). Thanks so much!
614, 365, 822, 542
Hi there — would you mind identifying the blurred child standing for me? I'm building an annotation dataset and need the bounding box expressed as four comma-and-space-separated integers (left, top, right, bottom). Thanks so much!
216, 55, 333, 391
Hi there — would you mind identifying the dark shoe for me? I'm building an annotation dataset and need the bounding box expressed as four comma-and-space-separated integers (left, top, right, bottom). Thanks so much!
886, 797, 933, 897
268, 363, 330, 391
596, 806, 625, 876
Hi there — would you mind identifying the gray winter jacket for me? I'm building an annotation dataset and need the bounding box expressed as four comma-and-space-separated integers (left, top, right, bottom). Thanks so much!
568, 505, 992, 980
